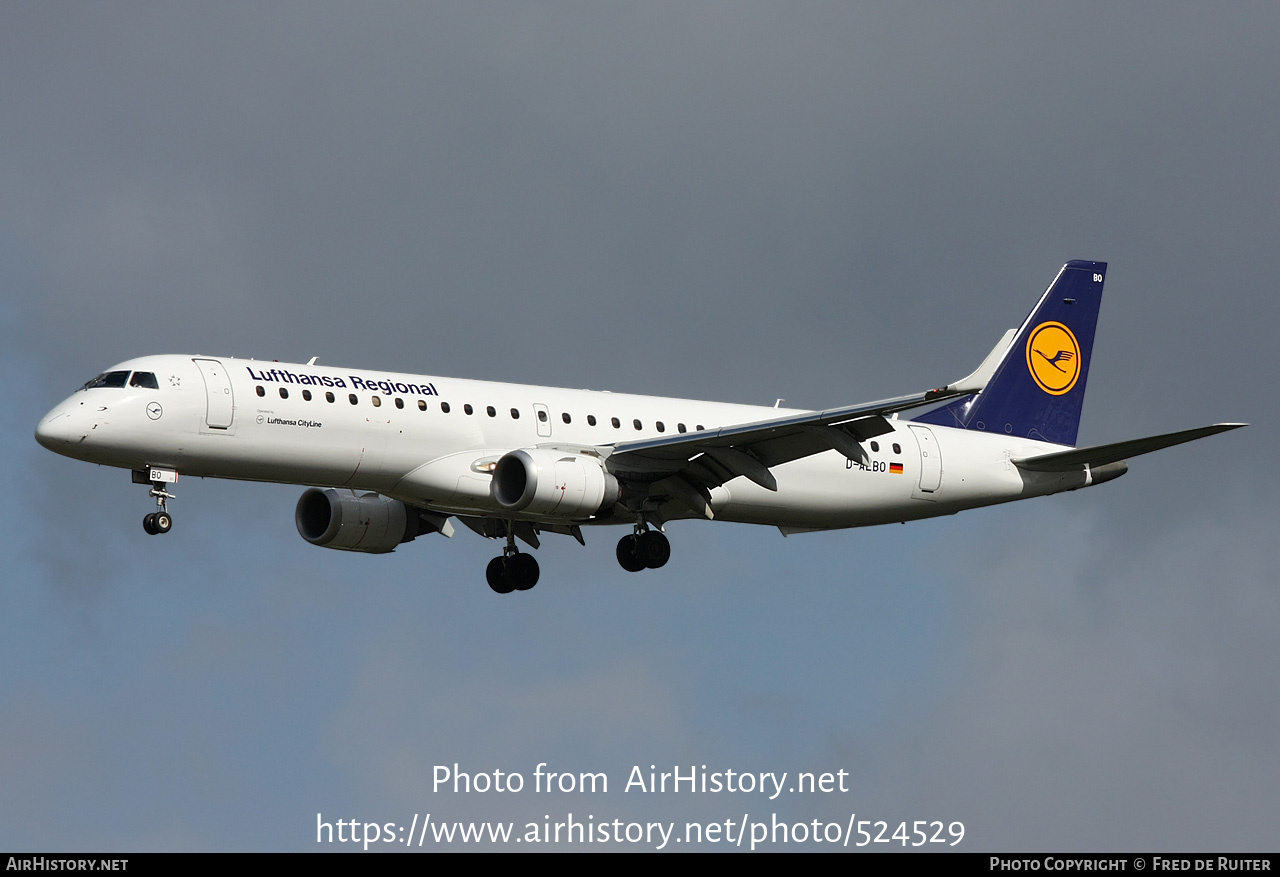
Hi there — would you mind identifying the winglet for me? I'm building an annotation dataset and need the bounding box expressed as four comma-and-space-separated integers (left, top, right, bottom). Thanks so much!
947, 328, 1017, 395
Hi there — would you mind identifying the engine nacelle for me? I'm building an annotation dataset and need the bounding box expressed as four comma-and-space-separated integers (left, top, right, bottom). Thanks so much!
295, 488, 418, 553
491, 449, 619, 519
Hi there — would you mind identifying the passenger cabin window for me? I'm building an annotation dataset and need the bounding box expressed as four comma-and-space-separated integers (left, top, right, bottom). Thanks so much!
587, 415, 597, 426
486, 406, 496, 417
256, 386, 265, 397
464, 404, 473, 415
326, 392, 335, 403
395, 397, 404, 409
611, 417, 620, 429
678, 423, 687, 433
279, 388, 289, 399
348, 394, 358, 405
371, 396, 381, 407
419, 400, 427, 411
303, 389, 312, 401
870, 441, 880, 452
129, 372, 159, 389
892, 443, 901, 455
562, 412, 571, 424
441, 402, 451, 413
633, 419, 642, 430
510, 408, 519, 419
656, 421, 665, 433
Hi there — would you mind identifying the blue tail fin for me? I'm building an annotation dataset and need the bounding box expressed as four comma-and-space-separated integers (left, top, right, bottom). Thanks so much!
913, 260, 1105, 446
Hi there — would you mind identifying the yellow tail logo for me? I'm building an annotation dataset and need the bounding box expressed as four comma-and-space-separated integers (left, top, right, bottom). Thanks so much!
1026, 321, 1081, 395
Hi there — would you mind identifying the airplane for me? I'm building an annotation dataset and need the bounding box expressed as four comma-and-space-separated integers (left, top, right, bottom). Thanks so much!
35, 260, 1243, 594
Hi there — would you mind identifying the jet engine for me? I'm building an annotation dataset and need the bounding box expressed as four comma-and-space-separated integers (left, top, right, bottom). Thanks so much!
295, 488, 419, 553
491, 449, 619, 519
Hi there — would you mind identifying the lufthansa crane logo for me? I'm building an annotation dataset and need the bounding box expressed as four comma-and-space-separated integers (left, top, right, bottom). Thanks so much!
1026, 321, 1081, 395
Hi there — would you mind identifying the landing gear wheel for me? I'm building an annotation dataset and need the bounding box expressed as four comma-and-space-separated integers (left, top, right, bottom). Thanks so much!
487, 557, 515, 594
153, 511, 173, 534
143, 513, 158, 535
507, 553, 540, 591
636, 530, 670, 569
616, 534, 646, 572
486, 552, 540, 593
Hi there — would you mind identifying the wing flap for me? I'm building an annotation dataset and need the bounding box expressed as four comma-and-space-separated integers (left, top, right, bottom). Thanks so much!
701, 446, 778, 491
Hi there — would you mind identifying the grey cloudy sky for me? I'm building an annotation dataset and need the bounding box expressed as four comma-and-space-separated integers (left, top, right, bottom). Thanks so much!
2, 3, 1275, 851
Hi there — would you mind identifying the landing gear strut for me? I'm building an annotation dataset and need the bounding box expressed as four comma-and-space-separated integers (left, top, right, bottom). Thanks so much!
616, 525, 670, 572
143, 483, 175, 535
486, 527, 540, 594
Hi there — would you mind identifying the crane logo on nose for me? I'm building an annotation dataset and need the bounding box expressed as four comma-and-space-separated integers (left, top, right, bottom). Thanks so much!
147, 402, 163, 420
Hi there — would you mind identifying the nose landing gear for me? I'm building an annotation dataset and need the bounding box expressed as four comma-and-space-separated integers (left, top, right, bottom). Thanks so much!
143, 484, 175, 535
136, 466, 178, 535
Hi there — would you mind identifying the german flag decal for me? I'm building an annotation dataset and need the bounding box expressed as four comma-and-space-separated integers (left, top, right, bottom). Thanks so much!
889, 462, 904, 474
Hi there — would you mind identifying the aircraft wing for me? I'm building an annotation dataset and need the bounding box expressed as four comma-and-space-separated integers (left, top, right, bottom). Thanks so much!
600, 385, 973, 508
1011, 423, 1247, 472
601, 330, 1015, 493
572, 334, 1015, 518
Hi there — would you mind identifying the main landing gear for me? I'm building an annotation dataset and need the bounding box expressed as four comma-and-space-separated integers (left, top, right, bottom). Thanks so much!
482, 522, 669, 591
486, 529, 540, 594
616, 526, 670, 572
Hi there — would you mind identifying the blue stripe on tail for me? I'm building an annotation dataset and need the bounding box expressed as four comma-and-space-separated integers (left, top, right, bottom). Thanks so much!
913, 260, 1105, 447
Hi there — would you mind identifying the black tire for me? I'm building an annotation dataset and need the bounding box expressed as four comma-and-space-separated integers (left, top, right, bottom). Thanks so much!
143, 513, 158, 535
616, 534, 646, 572
154, 511, 173, 534
637, 530, 671, 569
487, 557, 515, 594
507, 553, 540, 591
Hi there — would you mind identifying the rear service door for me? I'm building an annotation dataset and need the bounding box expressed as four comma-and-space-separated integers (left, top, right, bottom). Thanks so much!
908, 424, 942, 497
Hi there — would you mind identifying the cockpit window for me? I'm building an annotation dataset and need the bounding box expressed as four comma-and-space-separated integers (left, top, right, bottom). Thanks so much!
129, 371, 159, 389
81, 371, 130, 391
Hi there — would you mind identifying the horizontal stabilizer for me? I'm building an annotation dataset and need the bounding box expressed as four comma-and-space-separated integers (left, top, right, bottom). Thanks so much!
1012, 423, 1246, 472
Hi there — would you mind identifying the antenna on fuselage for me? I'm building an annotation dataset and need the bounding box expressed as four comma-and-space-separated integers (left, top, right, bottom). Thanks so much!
307, 356, 318, 365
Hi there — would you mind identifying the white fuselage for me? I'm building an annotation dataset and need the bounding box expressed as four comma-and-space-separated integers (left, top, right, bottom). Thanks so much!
36, 355, 1087, 531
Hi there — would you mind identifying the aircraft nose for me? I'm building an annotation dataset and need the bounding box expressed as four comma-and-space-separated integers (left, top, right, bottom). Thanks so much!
35, 408, 72, 450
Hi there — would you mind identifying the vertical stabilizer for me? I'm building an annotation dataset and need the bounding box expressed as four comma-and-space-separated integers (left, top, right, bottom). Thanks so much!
913, 260, 1105, 446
